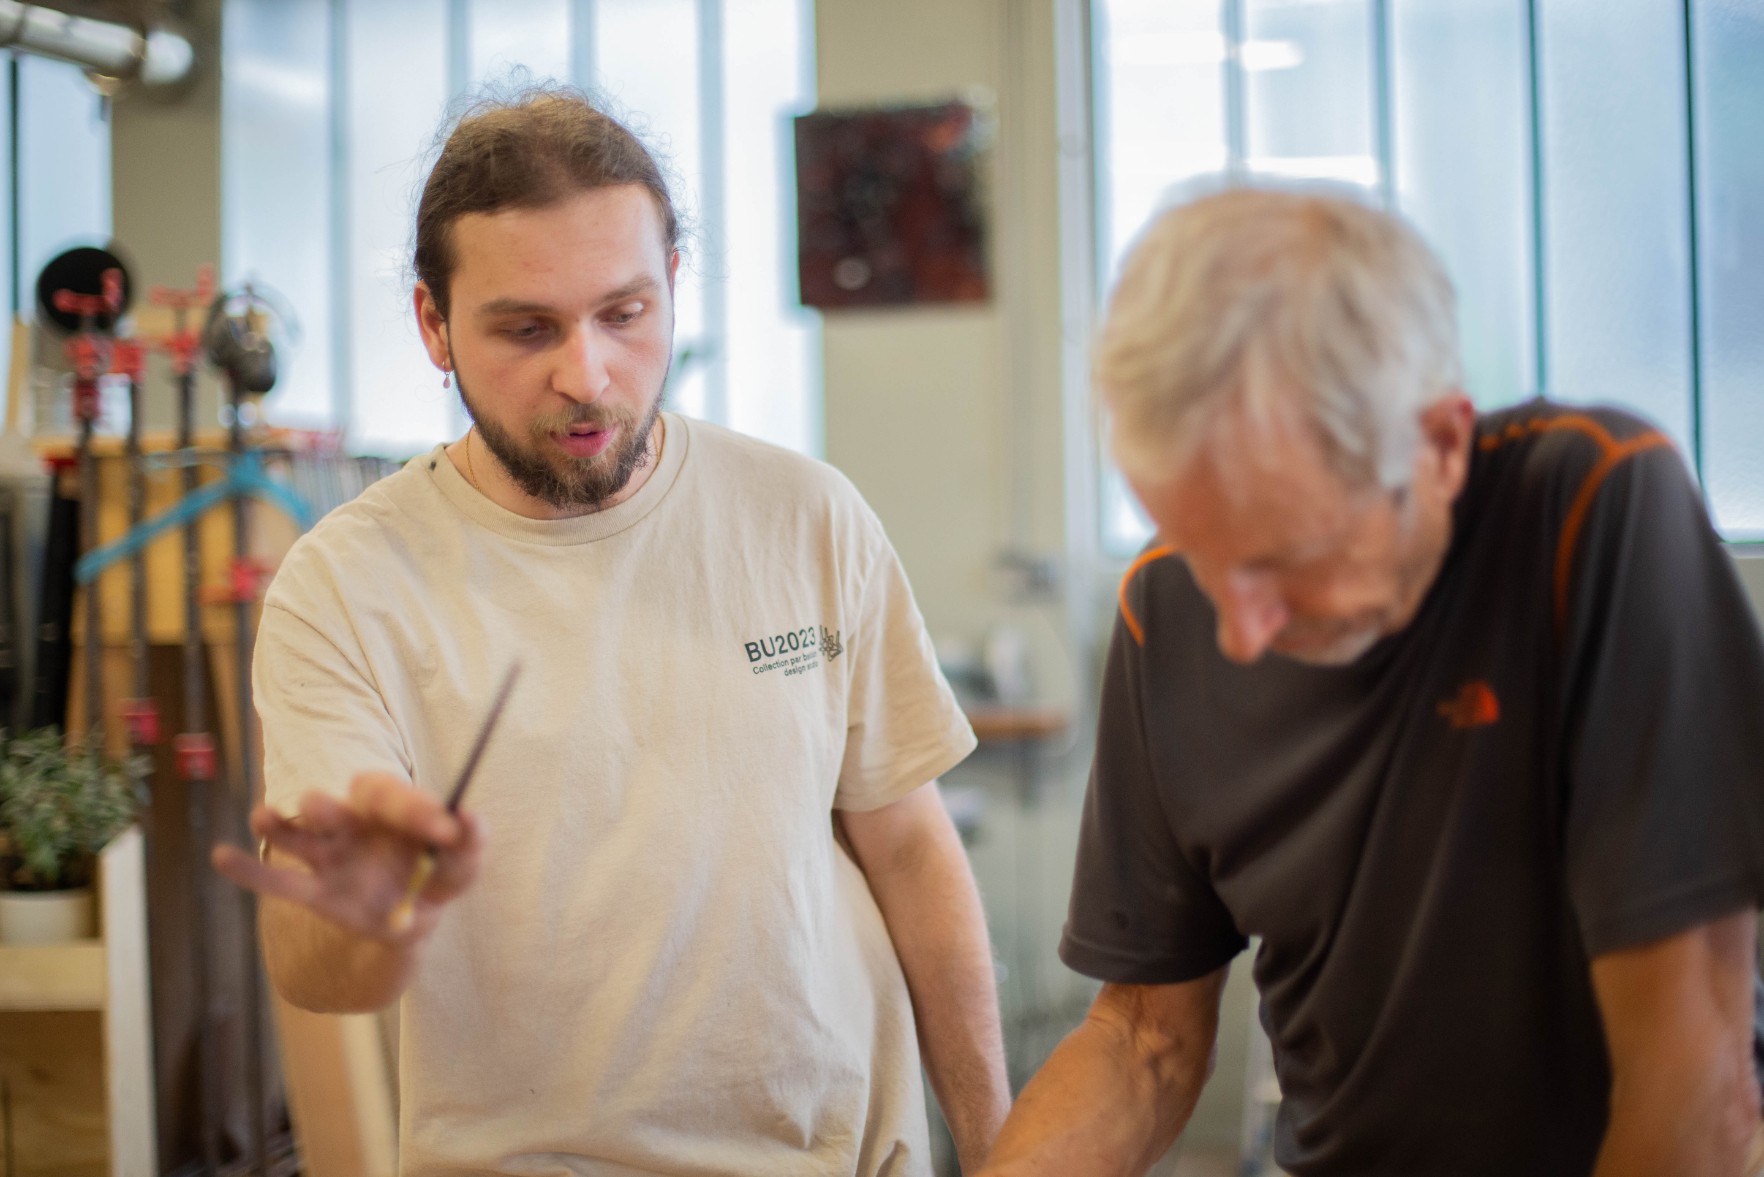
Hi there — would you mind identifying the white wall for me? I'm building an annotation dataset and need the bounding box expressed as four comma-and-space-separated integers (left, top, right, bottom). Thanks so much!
812, 1, 1251, 1163
1732, 550, 1764, 623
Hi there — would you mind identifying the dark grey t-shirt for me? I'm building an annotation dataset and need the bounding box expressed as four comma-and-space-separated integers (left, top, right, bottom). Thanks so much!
1062, 402, 1764, 1175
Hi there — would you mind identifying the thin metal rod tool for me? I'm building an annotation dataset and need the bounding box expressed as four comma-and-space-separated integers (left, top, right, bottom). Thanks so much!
389, 661, 521, 931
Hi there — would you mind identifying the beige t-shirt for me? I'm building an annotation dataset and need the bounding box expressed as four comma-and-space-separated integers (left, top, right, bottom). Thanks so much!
256, 414, 976, 1176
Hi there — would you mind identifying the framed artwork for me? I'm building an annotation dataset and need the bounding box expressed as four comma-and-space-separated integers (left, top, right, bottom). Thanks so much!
794, 100, 989, 309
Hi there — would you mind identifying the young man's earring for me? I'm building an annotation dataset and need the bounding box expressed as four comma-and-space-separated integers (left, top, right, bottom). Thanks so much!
442, 368, 452, 389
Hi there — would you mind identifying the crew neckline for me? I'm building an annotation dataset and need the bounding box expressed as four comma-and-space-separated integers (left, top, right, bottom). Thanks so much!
422, 411, 690, 546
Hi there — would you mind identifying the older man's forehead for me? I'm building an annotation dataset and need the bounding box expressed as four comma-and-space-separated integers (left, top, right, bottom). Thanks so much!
1155, 433, 1358, 566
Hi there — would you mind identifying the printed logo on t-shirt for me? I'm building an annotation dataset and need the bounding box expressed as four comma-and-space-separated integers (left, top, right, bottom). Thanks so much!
1437, 680, 1501, 729
743, 623, 842, 678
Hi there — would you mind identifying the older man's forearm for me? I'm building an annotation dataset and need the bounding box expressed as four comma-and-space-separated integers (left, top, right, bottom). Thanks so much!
1590, 913, 1762, 1177
1591, 1039, 1760, 1177
980, 996, 1211, 1176
981, 974, 1226, 1177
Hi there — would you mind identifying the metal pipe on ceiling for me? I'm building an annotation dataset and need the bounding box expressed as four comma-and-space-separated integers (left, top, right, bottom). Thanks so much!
0, 1, 193, 90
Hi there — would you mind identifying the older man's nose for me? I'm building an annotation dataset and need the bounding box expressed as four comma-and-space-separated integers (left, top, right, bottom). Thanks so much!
1215, 572, 1287, 664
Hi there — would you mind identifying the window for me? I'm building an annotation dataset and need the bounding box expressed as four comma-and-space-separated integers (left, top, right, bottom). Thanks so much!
1092, 0, 1764, 549
223, 0, 820, 458
3, 55, 113, 400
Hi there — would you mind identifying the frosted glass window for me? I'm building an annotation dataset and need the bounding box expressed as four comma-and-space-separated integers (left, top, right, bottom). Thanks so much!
1538, 0, 1694, 453
223, 0, 335, 429
18, 56, 111, 301
1101, 466, 1156, 561
1391, 0, 1534, 408
215, 0, 820, 461
722, 0, 818, 455
1696, 0, 1764, 541
345, 0, 455, 455
1244, 0, 1377, 190
0, 61, 12, 406
1093, 0, 1227, 281
469, 0, 570, 88
595, 0, 709, 421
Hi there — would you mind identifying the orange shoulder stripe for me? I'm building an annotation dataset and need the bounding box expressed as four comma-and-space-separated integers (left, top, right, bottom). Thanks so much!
1552, 431, 1673, 632
1118, 545, 1175, 646
1477, 411, 1621, 455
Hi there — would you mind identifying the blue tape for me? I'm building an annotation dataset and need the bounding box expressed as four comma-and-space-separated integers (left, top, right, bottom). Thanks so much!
74, 450, 316, 584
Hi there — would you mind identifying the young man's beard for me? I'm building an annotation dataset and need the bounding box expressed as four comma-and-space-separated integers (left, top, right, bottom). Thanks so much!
455, 368, 665, 512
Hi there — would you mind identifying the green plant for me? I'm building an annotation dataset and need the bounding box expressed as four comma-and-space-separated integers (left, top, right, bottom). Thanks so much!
0, 728, 147, 892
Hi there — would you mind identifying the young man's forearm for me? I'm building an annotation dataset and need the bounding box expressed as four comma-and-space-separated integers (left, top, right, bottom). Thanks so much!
883, 835, 1011, 1171
981, 978, 1223, 1177
257, 849, 431, 1013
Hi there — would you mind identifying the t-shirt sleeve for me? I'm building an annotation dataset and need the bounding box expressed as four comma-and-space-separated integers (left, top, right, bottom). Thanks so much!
1060, 586, 1248, 984
255, 598, 411, 817
1560, 441, 1764, 958
832, 508, 976, 812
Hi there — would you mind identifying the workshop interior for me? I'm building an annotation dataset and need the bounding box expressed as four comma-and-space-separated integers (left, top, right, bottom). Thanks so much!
0, 0, 1761, 1174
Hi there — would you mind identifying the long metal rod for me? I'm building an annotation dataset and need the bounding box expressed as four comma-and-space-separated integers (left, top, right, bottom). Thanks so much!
178, 342, 220, 1175
127, 378, 147, 703
122, 366, 161, 1151
77, 402, 98, 739
228, 372, 267, 1174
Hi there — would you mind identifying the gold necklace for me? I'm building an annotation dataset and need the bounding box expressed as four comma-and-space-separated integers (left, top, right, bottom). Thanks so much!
465, 429, 482, 493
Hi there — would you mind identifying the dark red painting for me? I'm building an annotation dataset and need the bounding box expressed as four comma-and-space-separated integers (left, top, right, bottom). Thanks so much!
794, 101, 989, 309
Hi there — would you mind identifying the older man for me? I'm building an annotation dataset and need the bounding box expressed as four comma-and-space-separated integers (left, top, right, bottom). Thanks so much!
982, 187, 1764, 1176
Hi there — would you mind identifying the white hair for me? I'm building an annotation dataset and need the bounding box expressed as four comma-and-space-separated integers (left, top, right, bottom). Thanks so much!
1095, 180, 1462, 491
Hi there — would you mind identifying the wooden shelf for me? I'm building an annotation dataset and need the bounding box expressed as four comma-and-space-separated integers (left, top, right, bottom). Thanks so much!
0, 827, 156, 1174
964, 704, 1070, 744
0, 940, 105, 1011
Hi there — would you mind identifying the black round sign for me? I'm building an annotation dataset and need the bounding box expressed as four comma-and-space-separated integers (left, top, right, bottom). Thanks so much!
36, 246, 134, 334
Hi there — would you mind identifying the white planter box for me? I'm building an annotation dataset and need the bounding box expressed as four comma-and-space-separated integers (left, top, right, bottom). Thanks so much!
0, 886, 96, 944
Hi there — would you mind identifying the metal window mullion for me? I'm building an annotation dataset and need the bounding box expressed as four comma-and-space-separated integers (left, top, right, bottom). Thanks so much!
445, 0, 471, 437
1223, 0, 1248, 174
1059, 0, 1105, 657
329, 0, 354, 440
1372, 0, 1395, 209
6, 54, 16, 319
1681, 0, 1705, 484
1088, 0, 1112, 289
447, 0, 471, 97
1525, 0, 1549, 399
570, 0, 597, 90
696, 0, 728, 426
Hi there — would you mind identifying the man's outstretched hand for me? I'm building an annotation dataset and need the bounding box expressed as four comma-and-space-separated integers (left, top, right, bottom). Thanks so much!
212, 772, 485, 943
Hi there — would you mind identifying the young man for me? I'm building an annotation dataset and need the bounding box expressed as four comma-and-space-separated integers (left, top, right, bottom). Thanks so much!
214, 88, 1010, 1175
982, 186, 1764, 1176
